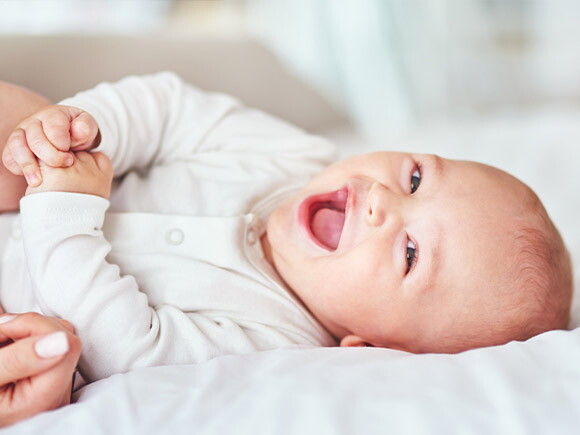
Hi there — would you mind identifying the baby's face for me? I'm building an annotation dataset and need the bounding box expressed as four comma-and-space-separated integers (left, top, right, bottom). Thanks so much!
263, 152, 532, 352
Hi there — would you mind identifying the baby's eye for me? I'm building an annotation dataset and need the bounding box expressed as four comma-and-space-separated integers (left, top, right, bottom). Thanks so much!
410, 167, 421, 194
406, 239, 417, 274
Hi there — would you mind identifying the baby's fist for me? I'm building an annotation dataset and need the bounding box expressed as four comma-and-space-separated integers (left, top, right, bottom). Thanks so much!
26, 152, 113, 199
2, 105, 100, 187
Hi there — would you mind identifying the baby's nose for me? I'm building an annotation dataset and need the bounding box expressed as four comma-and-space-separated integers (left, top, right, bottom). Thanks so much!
366, 182, 402, 227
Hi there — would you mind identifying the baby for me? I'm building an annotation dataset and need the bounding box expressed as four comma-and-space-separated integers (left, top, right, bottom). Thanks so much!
0, 73, 572, 383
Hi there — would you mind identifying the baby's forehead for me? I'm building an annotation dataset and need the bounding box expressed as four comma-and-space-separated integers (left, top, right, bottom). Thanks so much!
448, 159, 535, 203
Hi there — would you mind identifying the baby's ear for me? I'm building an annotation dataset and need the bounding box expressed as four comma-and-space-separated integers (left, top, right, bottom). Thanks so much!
339, 335, 373, 347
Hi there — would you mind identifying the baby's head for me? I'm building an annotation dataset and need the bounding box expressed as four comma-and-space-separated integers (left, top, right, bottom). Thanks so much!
262, 152, 572, 353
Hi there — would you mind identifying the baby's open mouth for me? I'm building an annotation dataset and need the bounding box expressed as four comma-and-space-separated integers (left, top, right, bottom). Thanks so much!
308, 187, 348, 251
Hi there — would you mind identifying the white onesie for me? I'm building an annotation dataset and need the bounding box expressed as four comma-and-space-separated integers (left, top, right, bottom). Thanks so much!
0, 72, 337, 382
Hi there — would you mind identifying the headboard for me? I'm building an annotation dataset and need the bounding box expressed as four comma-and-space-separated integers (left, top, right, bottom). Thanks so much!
0, 35, 347, 132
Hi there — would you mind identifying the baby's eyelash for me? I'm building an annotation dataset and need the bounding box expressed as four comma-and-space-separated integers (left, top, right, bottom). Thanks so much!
410, 161, 422, 194
406, 161, 422, 275
406, 237, 419, 275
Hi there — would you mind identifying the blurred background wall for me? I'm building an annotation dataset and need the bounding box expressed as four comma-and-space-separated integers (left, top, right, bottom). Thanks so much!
247, 1, 580, 137
1, 0, 580, 145
2, 0, 580, 315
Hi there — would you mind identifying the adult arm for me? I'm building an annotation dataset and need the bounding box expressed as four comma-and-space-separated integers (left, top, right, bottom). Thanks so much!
0, 81, 50, 211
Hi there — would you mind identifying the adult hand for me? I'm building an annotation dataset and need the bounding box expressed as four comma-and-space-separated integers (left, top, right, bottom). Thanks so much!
0, 312, 81, 428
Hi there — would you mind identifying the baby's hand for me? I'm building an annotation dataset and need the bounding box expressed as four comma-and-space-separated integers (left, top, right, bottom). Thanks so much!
26, 151, 113, 199
2, 105, 100, 187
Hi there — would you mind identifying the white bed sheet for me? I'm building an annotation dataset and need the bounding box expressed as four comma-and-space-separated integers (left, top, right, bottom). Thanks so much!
6, 105, 580, 434
8, 332, 580, 435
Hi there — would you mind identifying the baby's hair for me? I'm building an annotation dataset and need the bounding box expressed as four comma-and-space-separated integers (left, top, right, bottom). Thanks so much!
505, 207, 573, 340
479, 196, 570, 352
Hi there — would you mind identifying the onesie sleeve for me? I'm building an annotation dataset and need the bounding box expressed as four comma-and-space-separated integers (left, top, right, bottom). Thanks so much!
58, 72, 337, 178
57, 72, 239, 177
19, 192, 271, 382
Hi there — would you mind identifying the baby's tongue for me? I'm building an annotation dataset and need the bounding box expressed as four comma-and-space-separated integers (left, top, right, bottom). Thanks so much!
311, 207, 345, 250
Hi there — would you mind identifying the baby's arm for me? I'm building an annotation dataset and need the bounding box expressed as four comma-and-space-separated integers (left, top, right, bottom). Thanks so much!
5, 74, 336, 216
2, 73, 238, 182
19, 189, 264, 382
56, 72, 242, 177
56, 72, 337, 178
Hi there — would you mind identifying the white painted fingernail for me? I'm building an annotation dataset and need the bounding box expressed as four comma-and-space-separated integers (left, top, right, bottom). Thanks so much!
35, 331, 69, 359
0, 315, 17, 325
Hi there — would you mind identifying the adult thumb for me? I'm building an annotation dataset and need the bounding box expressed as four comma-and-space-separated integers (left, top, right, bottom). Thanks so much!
0, 331, 69, 386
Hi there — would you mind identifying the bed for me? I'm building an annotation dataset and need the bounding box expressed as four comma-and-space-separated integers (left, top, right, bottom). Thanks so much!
2, 36, 580, 434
